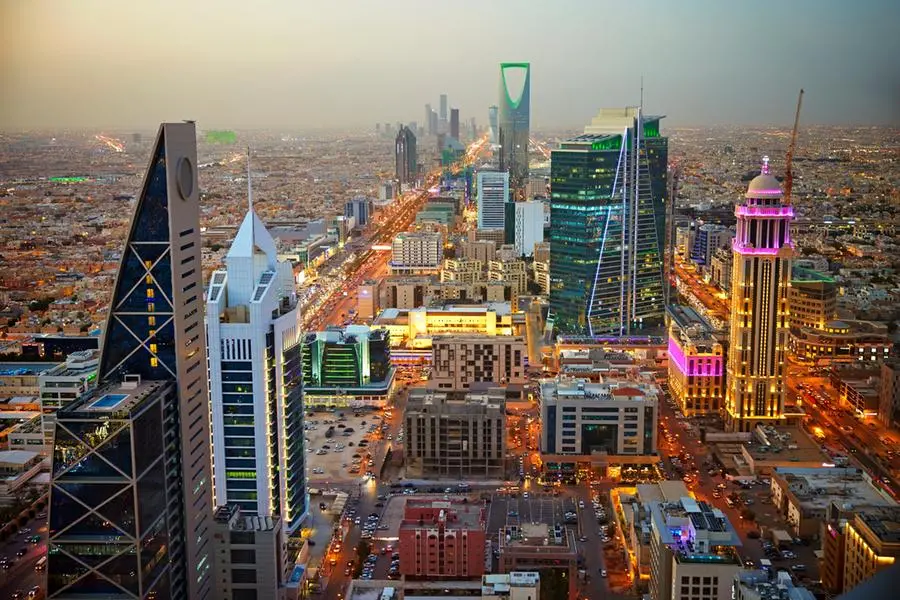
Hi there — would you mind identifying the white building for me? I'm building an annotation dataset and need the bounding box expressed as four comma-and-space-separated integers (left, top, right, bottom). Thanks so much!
390, 231, 443, 275
37, 349, 99, 446
539, 377, 659, 459
482, 571, 541, 599
511, 200, 544, 257
648, 497, 743, 600
207, 208, 308, 534
477, 170, 509, 230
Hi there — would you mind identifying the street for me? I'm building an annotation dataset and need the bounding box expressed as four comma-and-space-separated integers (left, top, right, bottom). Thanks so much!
0, 515, 48, 598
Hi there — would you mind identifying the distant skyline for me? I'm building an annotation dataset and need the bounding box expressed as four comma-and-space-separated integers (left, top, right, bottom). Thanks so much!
1, 0, 898, 130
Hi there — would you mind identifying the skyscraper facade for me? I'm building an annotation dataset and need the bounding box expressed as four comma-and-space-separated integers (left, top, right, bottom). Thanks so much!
48, 123, 213, 598
206, 206, 308, 533
395, 125, 417, 190
488, 105, 499, 144
549, 109, 668, 335
477, 170, 510, 230
425, 104, 433, 135
497, 63, 531, 189
725, 157, 793, 432
450, 108, 460, 140
440, 94, 448, 122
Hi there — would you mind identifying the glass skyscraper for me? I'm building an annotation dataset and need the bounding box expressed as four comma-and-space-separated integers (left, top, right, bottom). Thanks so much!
549, 109, 667, 335
395, 125, 417, 190
497, 63, 530, 190
48, 123, 213, 598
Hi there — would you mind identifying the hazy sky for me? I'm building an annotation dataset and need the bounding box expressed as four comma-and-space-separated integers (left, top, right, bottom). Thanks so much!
2, 0, 898, 130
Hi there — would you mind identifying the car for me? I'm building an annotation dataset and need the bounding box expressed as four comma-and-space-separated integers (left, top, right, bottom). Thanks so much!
791, 564, 807, 572
15, 548, 26, 557
600, 569, 608, 577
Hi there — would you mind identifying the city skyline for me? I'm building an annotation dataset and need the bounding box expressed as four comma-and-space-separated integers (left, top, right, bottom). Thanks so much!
2, 0, 899, 130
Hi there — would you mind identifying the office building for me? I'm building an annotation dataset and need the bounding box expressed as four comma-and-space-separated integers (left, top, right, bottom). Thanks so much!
477, 170, 509, 230
431, 335, 526, 390
300, 325, 394, 406
398, 498, 487, 578
690, 223, 732, 267
789, 267, 837, 330
441, 259, 485, 284
373, 303, 518, 348
769, 467, 896, 539
539, 377, 658, 475
405, 388, 506, 478
667, 306, 725, 416
504, 200, 544, 257
709, 246, 733, 292
549, 109, 667, 335
38, 349, 98, 446
488, 105, 499, 144
533, 261, 550, 295
390, 231, 443, 275
481, 572, 541, 600
48, 123, 213, 599
790, 319, 891, 363
344, 196, 370, 227
461, 238, 498, 263
497, 63, 531, 189
498, 522, 578, 599
212, 504, 288, 600
395, 126, 417, 190
440, 94, 448, 123
379, 181, 395, 202
429, 110, 439, 138
841, 507, 900, 593
725, 157, 794, 432
879, 359, 900, 430
733, 569, 815, 600
648, 497, 743, 600
206, 203, 308, 533
450, 108, 460, 140
425, 104, 433, 135
357, 280, 380, 321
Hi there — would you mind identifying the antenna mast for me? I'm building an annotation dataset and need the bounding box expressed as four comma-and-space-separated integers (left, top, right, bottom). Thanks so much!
784, 89, 804, 204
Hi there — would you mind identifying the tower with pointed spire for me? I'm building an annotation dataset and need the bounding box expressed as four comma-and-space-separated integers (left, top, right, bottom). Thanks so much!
725, 156, 794, 432
205, 156, 308, 532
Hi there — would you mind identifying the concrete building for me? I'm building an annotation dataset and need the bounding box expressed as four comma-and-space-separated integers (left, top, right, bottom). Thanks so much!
395, 126, 417, 190
206, 202, 308, 533
842, 507, 900, 593
504, 200, 544, 257
390, 231, 443, 275
47, 123, 214, 599
790, 319, 891, 364
648, 497, 743, 600
498, 522, 577, 599
398, 499, 487, 578
344, 196, 371, 227
357, 280, 380, 321
709, 246, 732, 292
690, 223, 733, 268
539, 377, 659, 476
879, 359, 900, 430
725, 158, 794, 432
405, 388, 506, 478
788, 267, 837, 330
441, 259, 485, 284
299, 326, 394, 407
450, 108, 460, 140
769, 467, 896, 538
481, 572, 540, 600
829, 364, 882, 417
0, 449, 43, 504
430, 335, 526, 390
488, 258, 528, 295
212, 504, 289, 600
667, 306, 725, 416
38, 349, 98, 446
373, 303, 519, 349
533, 261, 550, 295
461, 238, 498, 263
477, 170, 510, 230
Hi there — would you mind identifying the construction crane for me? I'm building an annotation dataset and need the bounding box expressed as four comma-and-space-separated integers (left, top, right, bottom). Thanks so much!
784, 88, 804, 204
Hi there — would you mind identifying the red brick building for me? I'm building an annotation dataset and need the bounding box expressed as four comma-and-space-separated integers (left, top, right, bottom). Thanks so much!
398, 500, 487, 579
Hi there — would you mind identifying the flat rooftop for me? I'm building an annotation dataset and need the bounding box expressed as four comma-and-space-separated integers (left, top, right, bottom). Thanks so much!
400, 500, 484, 531
857, 507, 900, 544
773, 467, 895, 510
744, 426, 829, 464
636, 480, 691, 504
65, 378, 167, 415
0, 363, 57, 377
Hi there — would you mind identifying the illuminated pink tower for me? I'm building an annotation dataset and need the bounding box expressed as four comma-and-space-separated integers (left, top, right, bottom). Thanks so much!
725, 156, 795, 432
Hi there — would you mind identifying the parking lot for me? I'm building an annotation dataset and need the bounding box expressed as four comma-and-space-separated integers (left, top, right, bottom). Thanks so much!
305, 409, 390, 483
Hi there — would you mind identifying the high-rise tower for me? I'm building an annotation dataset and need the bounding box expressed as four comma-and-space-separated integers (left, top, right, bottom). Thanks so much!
439, 94, 448, 123
549, 108, 668, 335
477, 170, 509, 230
395, 126, 417, 191
47, 123, 213, 598
450, 108, 460, 140
206, 154, 308, 534
488, 105, 499, 144
725, 157, 794, 432
497, 63, 531, 190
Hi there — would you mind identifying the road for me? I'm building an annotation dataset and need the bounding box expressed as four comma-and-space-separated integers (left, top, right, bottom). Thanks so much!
0, 515, 48, 598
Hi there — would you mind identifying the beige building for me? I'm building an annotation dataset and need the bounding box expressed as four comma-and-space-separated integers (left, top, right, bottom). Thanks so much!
460, 238, 498, 263
390, 231, 443, 275
708, 246, 732, 293
488, 259, 528, 295
442, 259, 485, 284
789, 269, 837, 330
431, 335, 526, 390
357, 280, 380, 321
879, 359, 900, 430
533, 241, 550, 263
212, 504, 288, 600
842, 507, 900, 593
667, 306, 725, 416
373, 303, 520, 348
405, 388, 506, 478
533, 259, 550, 295
481, 572, 541, 599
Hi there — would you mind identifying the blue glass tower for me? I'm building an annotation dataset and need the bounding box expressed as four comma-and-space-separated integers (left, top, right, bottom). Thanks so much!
549, 109, 667, 335
48, 123, 213, 599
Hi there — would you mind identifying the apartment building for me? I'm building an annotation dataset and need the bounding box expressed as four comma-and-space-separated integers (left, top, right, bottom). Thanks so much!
431, 335, 526, 390
398, 499, 487, 579
667, 306, 725, 416
390, 231, 443, 275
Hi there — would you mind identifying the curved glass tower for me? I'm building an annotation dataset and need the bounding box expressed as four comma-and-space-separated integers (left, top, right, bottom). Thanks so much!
498, 63, 530, 190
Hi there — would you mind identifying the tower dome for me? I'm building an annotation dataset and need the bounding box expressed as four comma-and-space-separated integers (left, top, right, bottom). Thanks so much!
745, 155, 783, 199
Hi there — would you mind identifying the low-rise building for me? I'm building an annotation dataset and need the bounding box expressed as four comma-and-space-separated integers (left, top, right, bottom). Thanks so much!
0, 450, 44, 505
789, 267, 837, 330
398, 499, 487, 579
732, 569, 815, 600
740, 426, 831, 475
481, 572, 541, 600
879, 359, 900, 430
539, 377, 659, 478
38, 349, 99, 446
6, 415, 47, 454
488, 258, 528, 295
667, 306, 725, 416
373, 303, 520, 349
405, 388, 506, 478
212, 504, 289, 600
498, 523, 578, 600
829, 364, 882, 417
790, 320, 891, 364
431, 335, 526, 390
648, 497, 743, 600
769, 467, 896, 538
441, 259, 485, 284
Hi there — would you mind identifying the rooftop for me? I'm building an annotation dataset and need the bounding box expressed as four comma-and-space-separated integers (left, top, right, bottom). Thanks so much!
649, 497, 742, 562
636, 480, 691, 504
63, 376, 168, 417
540, 377, 658, 405
744, 426, 830, 465
773, 467, 896, 510
0, 362, 57, 377
735, 569, 816, 600
856, 507, 900, 545
0, 449, 41, 466
400, 499, 484, 531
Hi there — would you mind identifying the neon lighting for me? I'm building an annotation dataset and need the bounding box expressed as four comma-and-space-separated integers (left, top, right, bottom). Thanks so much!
762, 155, 770, 174
668, 337, 723, 377
735, 206, 794, 217
732, 240, 793, 255
747, 189, 783, 196
500, 63, 530, 110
